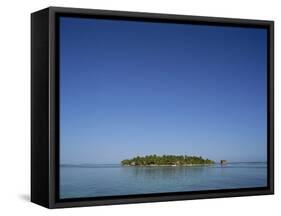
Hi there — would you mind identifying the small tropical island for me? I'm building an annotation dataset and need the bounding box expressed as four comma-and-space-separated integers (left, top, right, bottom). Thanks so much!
121, 155, 215, 166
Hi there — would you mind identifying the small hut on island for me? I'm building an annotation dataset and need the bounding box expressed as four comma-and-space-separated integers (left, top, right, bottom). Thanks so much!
220, 160, 227, 165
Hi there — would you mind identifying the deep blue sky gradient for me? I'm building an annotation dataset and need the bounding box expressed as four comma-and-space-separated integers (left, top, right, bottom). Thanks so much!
60, 17, 267, 164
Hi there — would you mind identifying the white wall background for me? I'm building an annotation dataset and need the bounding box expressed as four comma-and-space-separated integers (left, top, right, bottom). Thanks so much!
0, 0, 279, 214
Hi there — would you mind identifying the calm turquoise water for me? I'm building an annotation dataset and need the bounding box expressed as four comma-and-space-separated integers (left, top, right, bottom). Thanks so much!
60, 162, 267, 199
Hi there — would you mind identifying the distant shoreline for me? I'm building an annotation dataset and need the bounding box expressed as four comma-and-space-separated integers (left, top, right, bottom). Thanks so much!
121, 155, 215, 166
60, 161, 267, 167
122, 163, 215, 167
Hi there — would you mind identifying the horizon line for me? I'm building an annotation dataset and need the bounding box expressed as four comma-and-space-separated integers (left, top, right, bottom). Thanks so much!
60, 161, 267, 166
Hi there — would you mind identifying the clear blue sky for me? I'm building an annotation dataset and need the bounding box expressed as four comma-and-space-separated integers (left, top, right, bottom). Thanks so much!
59, 17, 267, 164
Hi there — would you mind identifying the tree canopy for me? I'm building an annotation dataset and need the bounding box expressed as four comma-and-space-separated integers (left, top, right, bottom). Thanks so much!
121, 155, 214, 166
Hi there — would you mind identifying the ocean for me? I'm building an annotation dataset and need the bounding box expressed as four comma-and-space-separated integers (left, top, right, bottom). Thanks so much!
60, 162, 267, 199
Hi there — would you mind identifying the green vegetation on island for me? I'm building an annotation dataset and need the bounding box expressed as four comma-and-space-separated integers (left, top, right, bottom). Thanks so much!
121, 155, 215, 166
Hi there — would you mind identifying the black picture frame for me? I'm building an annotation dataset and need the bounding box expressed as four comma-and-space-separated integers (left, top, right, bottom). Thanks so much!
31, 6, 274, 208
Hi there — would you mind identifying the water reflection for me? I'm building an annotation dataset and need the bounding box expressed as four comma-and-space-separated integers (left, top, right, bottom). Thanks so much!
123, 166, 208, 179
60, 163, 267, 198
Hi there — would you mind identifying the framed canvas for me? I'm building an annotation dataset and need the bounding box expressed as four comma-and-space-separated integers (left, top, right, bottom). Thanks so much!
31, 6, 274, 208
